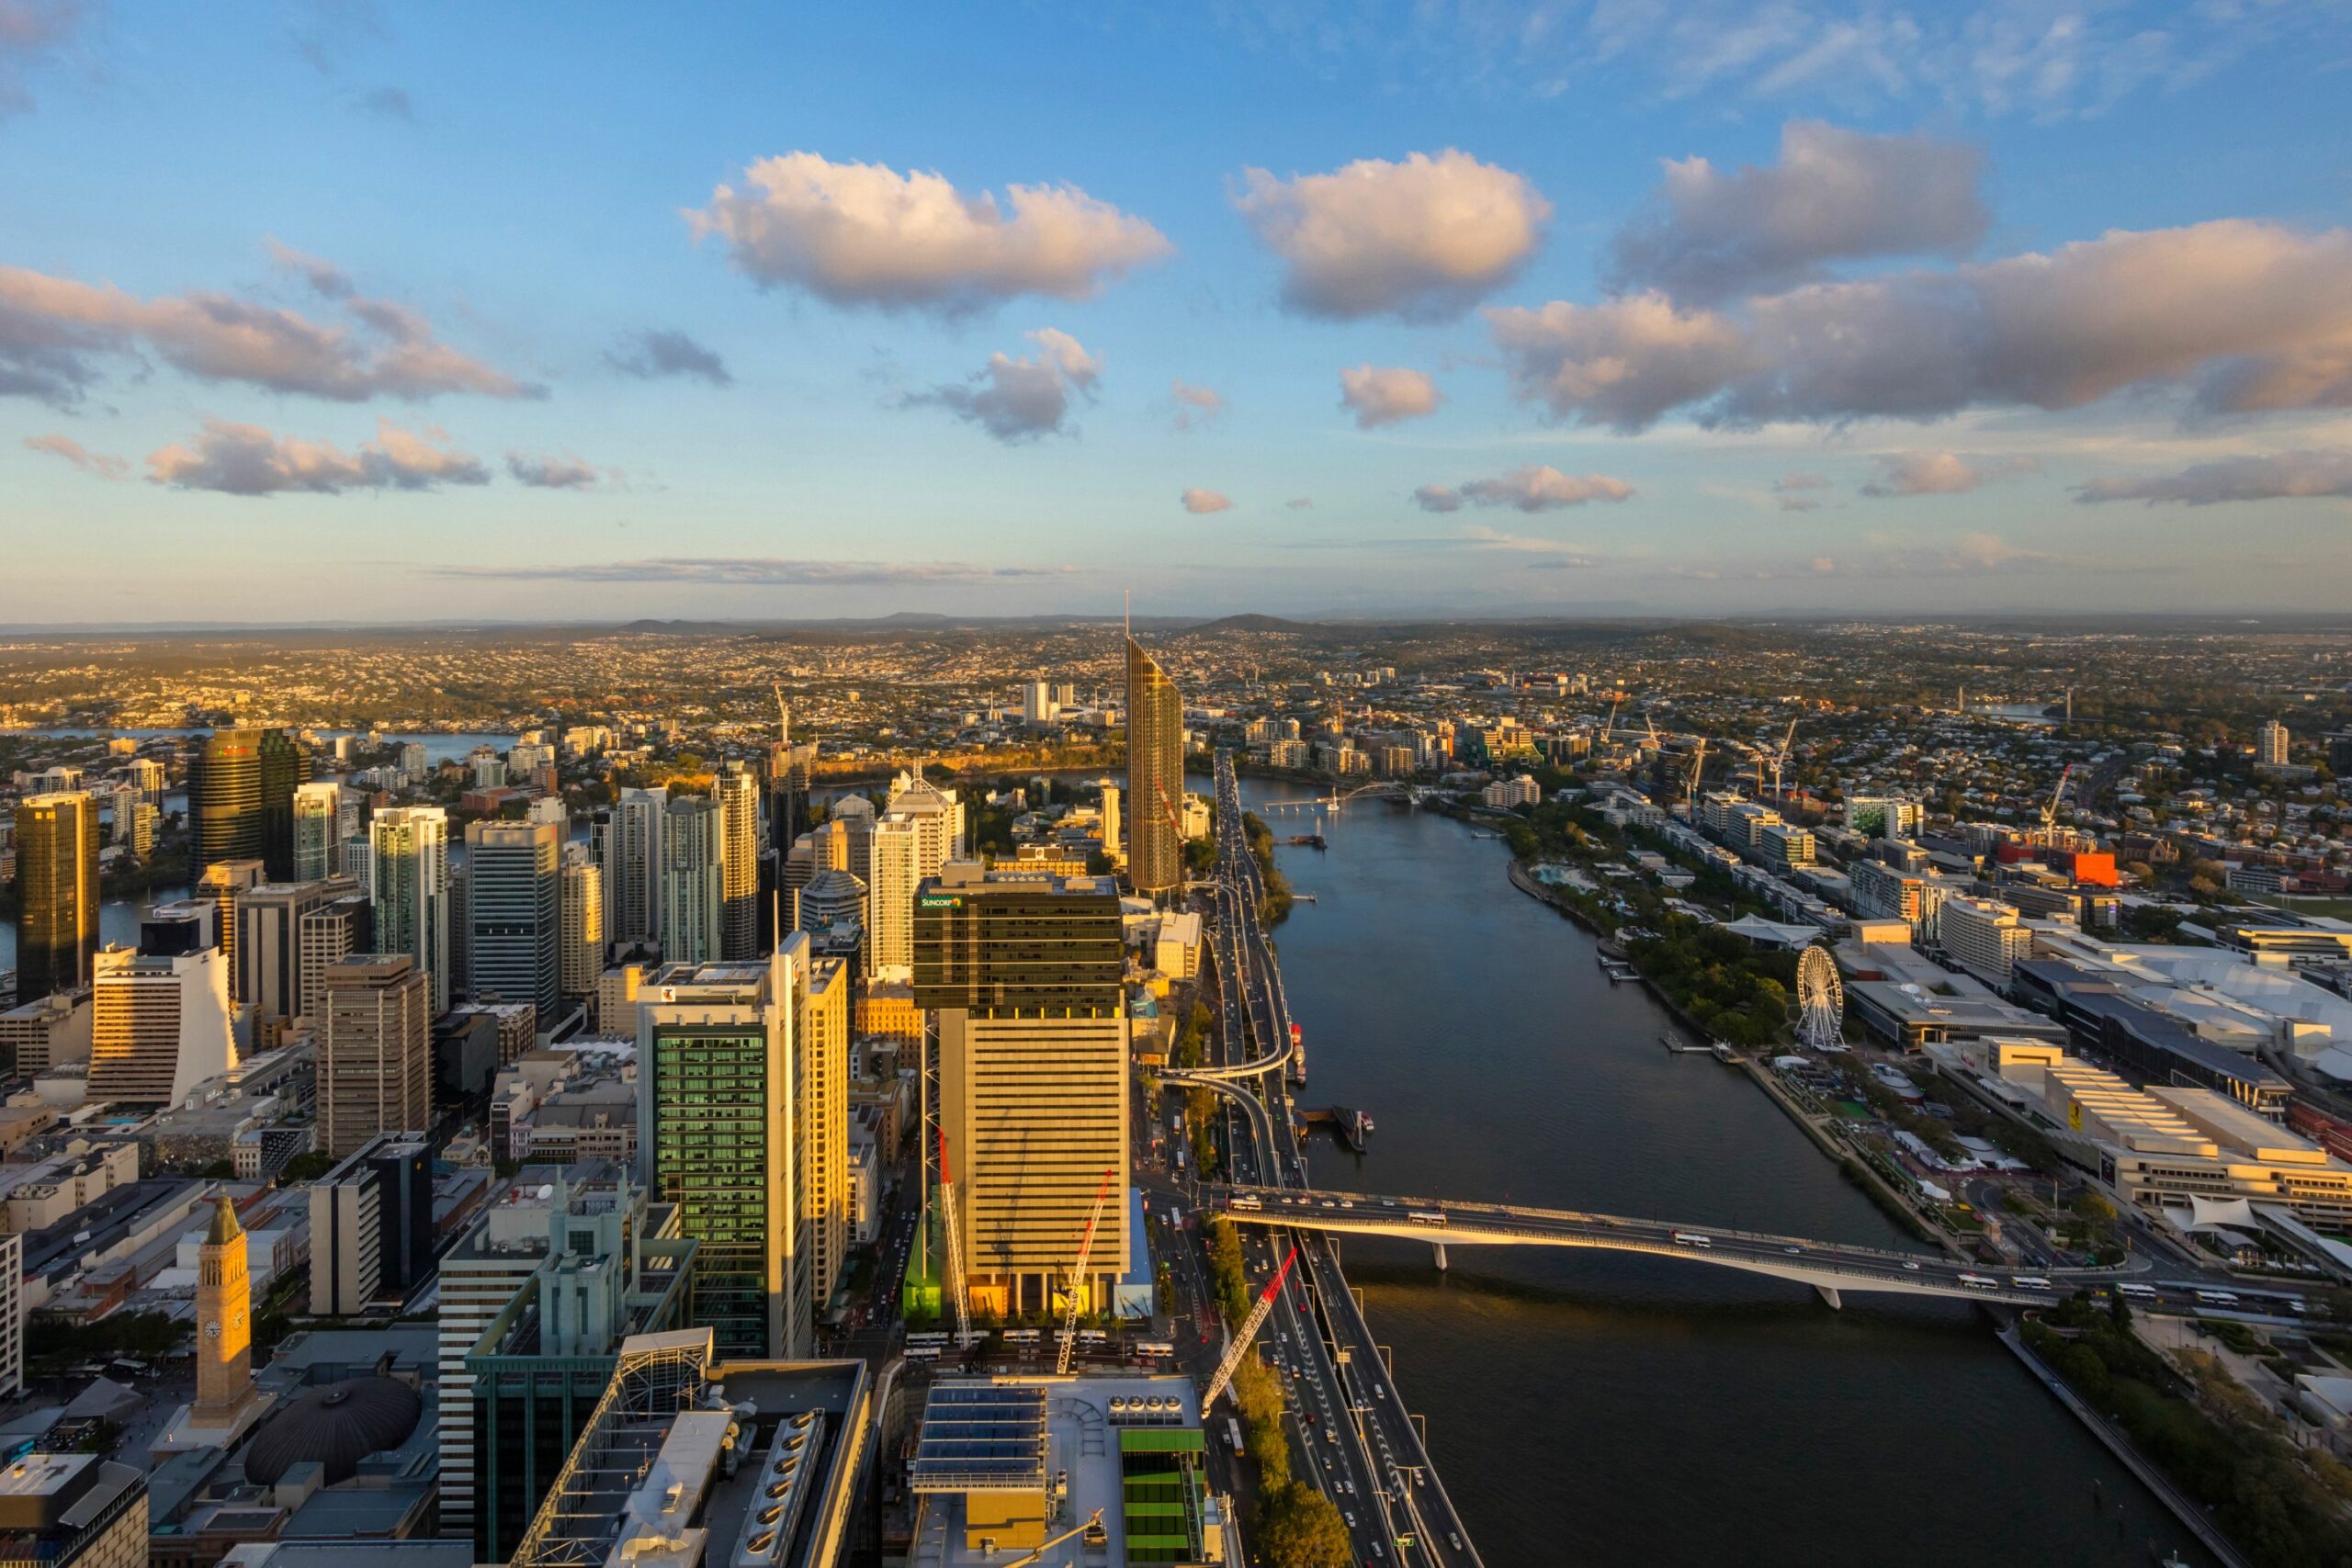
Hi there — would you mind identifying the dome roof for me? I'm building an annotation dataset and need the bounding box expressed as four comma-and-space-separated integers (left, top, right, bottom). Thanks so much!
244, 1376, 422, 1487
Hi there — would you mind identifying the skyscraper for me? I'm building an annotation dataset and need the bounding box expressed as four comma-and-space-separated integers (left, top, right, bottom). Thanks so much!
464, 820, 560, 1023
89, 926, 239, 1106
661, 795, 722, 965
915, 863, 1128, 1317
2259, 719, 2290, 768
1125, 635, 1183, 895
188, 728, 310, 879
865, 816, 920, 983
319, 953, 432, 1157
234, 876, 358, 1032
802, 954, 851, 1306
559, 843, 604, 1007
371, 807, 451, 1014
716, 761, 763, 961
597, 786, 666, 948
291, 781, 344, 882
257, 728, 313, 880
187, 729, 262, 874
637, 942, 813, 1358
12, 792, 98, 1004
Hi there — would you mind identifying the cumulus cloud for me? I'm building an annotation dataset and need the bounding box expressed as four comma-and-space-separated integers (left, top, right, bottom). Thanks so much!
905, 328, 1101, 443
0, 249, 538, 407
1338, 365, 1442, 429
2077, 450, 2352, 506
1171, 378, 1226, 430
1180, 488, 1234, 514
437, 556, 1072, 586
145, 417, 490, 496
606, 328, 732, 387
1415, 465, 1634, 513
1488, 220, 2352, 431
1233, 150, 1549, 321
22, 430, 126, 479
1860, 451, 2038, 497
506, 451, 612, 491
1607, 122, 1988, 303
686, 152, 1171, 314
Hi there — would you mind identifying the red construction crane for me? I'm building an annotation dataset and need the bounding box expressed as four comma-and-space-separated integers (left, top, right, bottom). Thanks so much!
1056, 1168, 1118, 1376
1202, 1244, 1299, 1411
935, 1128, 972, 1349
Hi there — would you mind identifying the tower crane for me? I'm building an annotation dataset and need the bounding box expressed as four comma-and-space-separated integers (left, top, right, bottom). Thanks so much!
1767, 719, 1798, 800
935, 1129, 973, 1348
1202, 1244, 1300, 1411
1055, 1168, 1118, 1376
772, 682, 790, 746
1684, 737, 1710, 815
1600, 693, 1623, 749
2036, 762, 2075, 845
1642, 714, 1662, 750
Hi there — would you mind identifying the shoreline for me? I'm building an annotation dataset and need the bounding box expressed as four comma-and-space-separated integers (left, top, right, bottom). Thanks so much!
1507, 849, 2240, 1567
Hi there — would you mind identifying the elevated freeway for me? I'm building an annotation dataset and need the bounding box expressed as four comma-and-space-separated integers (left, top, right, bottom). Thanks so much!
1215, 1186, 2147, 1309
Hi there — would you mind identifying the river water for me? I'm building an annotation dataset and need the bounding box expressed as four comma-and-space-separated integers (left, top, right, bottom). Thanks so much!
1238, 777, 2210, 1567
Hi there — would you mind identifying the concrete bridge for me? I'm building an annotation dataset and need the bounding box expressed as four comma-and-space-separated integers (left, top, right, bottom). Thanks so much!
1216, 1185, 2144, 1309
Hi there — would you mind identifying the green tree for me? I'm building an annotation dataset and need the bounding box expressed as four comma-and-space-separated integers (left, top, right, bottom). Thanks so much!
1254, 1483, 1353, 1568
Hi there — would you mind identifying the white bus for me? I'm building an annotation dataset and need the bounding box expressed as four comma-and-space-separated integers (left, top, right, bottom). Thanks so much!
1230, 1193, 1264, 1212
2195, 1289, 2242, 1307
1004, 1328, 1043, 1344
1670, 1231, 1713, 1249
1957, 1272, 1999, 1291
1407, 1211, 1448, 1227
2117, 1282, 2158, 1300
2010, 1275, 2053, 1292
1135, 1340, 1175, 1359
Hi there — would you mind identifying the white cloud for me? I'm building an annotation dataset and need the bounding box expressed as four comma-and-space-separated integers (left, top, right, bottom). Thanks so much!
1489, 220, 2352, 431
1860, 451, 2038, 496
1415, 465, 1634, 513
686, 152, 1171, 314
1233, 150, 1550, 321
22, 432, 126, 479
145, 417, 491, 496
1339, 365, 1442, 429
506, 451, 612, 491
0, 247, 538, 407
1171, 378, 1226, 430
2077, 450, 2352, 505
606, 328, 732, 387
905, 328, 1102, 443
1180, 488, 1235, 514
1607, 121, 1988, 303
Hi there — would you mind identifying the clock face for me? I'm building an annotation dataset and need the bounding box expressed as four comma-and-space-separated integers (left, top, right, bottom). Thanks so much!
204, 1321, 220, 1339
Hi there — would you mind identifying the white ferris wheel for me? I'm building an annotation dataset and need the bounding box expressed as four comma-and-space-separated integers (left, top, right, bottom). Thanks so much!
1796, 944, 1845, 1051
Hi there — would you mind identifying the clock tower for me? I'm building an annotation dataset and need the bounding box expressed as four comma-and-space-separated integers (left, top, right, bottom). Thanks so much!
190, 1195, 256, 1427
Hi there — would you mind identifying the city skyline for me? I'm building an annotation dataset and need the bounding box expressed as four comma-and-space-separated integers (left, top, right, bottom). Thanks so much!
6, 3, 2352, 620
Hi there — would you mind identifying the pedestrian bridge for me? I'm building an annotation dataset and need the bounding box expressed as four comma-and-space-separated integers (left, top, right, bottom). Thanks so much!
1216, 1185, 2142, 1308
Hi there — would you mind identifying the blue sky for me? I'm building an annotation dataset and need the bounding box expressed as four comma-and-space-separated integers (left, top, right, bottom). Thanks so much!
5, 0, 2352, 622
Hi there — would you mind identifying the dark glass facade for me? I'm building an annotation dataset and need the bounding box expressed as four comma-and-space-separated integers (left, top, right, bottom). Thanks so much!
13, 793, 98, 1002
1125, 636, 1184, 894
188, 728, 311, 879
911, 876, 1125, 1016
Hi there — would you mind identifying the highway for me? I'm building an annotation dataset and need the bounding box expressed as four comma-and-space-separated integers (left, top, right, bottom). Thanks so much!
1186, 750, 1484, 1568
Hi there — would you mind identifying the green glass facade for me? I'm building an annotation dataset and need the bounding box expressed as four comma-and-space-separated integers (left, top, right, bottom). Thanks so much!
646, 1023, 775, 1357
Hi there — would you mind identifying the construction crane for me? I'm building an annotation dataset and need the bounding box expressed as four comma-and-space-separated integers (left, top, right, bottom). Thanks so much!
1202, 1244, 1300, 1411
1600, 693, 1623, 748
1642, 713, 1662, 750
1683, 737, 1710, 815
1056, 1168, 1118, 1376
1767, 719, 1798, 799
935, 1129, 972, 1349
2036, 762, 2075, 845
998, 1509, 1104, 1568
772, 682, 790, 745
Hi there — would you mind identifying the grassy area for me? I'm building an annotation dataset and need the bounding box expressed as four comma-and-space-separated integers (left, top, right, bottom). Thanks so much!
1240, 810, 1295, 926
